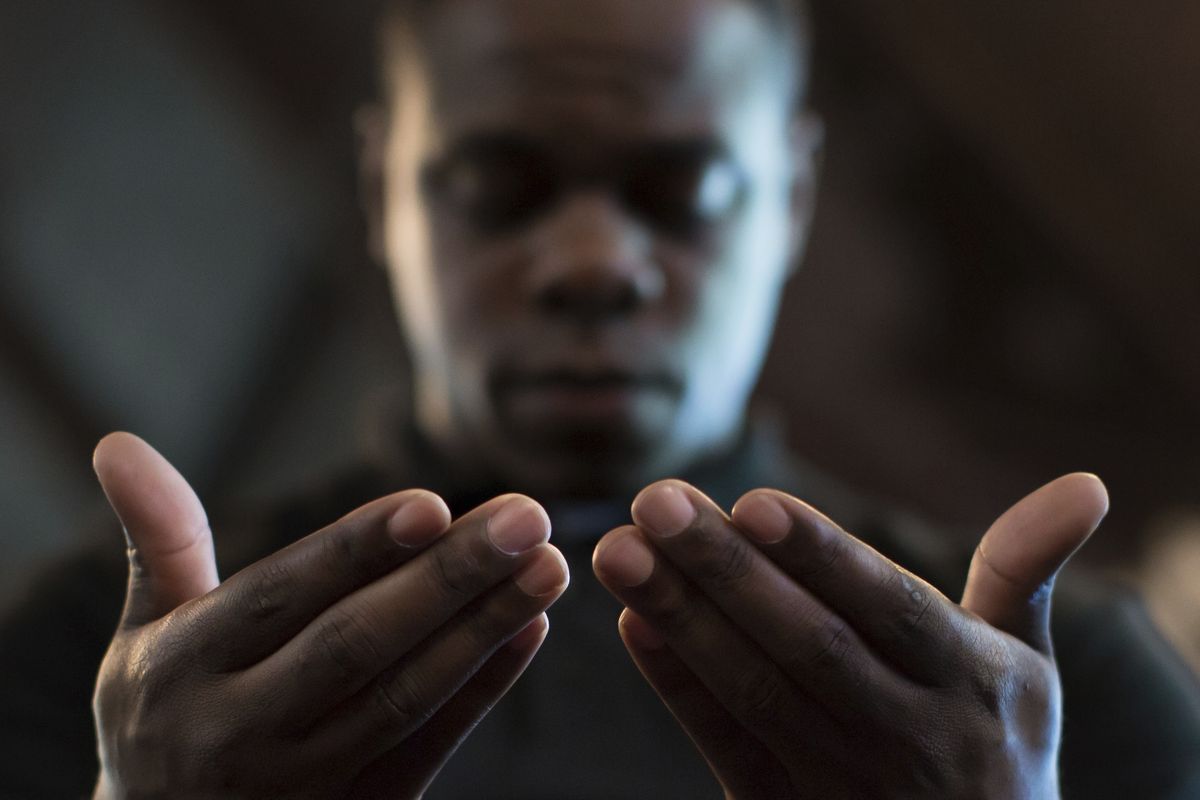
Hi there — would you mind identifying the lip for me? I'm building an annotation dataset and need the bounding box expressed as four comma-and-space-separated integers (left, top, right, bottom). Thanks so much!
502, 367, 678, 390
495, 368, 682, 422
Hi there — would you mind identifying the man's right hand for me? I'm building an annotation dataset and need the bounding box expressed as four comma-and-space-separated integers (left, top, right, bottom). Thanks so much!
89, 432, 568, 800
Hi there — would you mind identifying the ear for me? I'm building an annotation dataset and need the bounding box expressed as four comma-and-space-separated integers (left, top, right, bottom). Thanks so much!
785, 111, 824, 278
355, 104, 390, 266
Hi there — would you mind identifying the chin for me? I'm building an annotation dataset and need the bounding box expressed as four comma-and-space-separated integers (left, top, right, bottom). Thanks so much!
496, 419, 674, 500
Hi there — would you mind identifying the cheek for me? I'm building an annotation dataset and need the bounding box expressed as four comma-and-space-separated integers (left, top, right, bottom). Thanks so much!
424, 226, 531, 375
693, 265, 781, 380
673, 194, 793, 400
434, 235, 523, 322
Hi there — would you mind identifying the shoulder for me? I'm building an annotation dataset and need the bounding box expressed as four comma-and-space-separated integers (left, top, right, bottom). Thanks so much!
1051, 573, 1200, 791
1052, 572, 1200, 799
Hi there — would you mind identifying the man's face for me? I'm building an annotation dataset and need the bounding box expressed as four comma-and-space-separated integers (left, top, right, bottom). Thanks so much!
376, 0, 816, 497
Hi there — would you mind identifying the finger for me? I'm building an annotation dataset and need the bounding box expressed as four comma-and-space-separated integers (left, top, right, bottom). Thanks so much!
731, 489, 965, 684
349, 615, 550, 800
618, 610, 797, 800
251, 495, 554, 718
311, 548, 566, 757
962, 473, 1108, 655
593, 525, 839, 752
629, 482, 909, 719
92, 432, 218, 628
191, 488, 452, 671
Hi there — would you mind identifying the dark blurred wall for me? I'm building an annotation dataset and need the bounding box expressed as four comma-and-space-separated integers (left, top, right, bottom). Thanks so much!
0, 0, 393, 601
767, 1, 1200, 563
1, 0, 1197, 613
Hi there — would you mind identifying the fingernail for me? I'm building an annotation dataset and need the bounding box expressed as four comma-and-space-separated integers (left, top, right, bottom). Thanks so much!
600, 532, 655, 587
515, 552, 568, 597
388, 495, 446, 548
737, 493, 792, 545
636, 484, 696, 538
487, 498, 551, 555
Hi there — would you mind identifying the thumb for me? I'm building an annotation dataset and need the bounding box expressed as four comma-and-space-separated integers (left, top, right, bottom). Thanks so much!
93, 432, 219, 629
961, 473, 1109, 655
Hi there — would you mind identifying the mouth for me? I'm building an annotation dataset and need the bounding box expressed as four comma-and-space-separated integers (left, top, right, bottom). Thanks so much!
494, 367, 682, 424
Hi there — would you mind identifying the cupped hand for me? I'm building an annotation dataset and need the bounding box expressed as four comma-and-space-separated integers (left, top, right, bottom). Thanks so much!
593, 474, 1108, 799
91, 433, 568, 800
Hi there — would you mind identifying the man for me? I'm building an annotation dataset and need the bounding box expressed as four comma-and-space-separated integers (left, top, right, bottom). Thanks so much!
3, 0, 1199, 797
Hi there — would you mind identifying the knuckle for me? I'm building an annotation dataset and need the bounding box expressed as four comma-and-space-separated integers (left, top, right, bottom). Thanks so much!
319, 527, 362, 576
244, 559, 294, 623
797, 618, 852, 673
693, 533, 756, 590
794, 525, 847, 578
906, 588, 935, 633
729, 669, 789, 730
876, 563, 903, 596
372, 668, 432, 734
427, 540, 486, 603
884, 568, 936, 635
314, 607, 383, 681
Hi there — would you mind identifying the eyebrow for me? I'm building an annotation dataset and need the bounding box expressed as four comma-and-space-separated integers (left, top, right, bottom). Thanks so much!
483, 42, 684, 78
439, 130, 733, 162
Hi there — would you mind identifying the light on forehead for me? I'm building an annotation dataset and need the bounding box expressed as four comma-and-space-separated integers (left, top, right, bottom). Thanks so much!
392, 0, 804, 120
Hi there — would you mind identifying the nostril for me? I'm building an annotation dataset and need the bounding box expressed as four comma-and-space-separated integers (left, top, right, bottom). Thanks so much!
536, 271, 647, 322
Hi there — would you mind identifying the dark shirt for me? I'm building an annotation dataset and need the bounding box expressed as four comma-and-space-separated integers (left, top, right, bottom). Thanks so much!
2, 425, 1199, 799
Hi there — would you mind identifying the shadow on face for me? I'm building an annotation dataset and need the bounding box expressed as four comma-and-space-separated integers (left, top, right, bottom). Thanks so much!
367, 0, 819, 498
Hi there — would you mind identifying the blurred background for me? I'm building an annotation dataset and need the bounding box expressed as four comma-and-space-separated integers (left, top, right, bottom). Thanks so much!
1, 1, 1197, 668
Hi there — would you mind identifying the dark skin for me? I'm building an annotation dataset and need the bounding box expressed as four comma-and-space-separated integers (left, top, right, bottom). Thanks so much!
592, 477, 1106, 798
92, 434, 568, 799
90, 0, 1108, 797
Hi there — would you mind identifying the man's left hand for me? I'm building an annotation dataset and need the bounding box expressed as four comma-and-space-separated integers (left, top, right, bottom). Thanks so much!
592, 474, 1108, 799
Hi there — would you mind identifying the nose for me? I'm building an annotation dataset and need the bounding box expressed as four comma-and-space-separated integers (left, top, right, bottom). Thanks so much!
528, 192, 664, 325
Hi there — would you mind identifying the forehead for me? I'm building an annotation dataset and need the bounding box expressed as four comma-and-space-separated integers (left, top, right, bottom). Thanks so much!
413, 0, 787, 140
